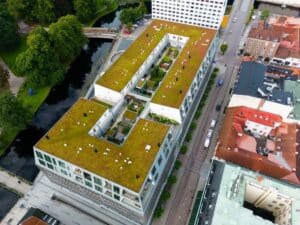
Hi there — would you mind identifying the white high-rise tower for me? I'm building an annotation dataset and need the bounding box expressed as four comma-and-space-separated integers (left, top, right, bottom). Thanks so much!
152, 0, 228, 29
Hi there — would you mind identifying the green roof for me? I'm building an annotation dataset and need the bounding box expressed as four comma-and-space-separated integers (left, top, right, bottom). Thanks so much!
35, 98, 170, 192
97, 19, 216, 108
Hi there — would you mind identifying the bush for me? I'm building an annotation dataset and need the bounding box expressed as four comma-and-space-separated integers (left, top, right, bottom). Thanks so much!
174, 160, 182, 170
162, 55, 172, 63
194, 110, 202, 119
180, 145, 188, 154
190, 121, 197, 131
185, 131, 192, 142
160, 190, 171, 202
154, 206, 164, 218
168, 175, 177, 185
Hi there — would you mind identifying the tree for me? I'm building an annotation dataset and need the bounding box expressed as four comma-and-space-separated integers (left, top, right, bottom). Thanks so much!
15, 26, 64, 86
32, 0, 56, 24
154, 207, 164, 218
160, 190, 171, 202
73, 0, 96, 23
0, 92, 31, 130
220, 43, 228, 55
48, 15, 87, 62
174, 160, 182, 170
7, 0, 34, 20
120, 2, 146, 25
261, 9, 270, 20
54, 0, 74, 18
168, 175, 177, 185
0, 3, 20, 50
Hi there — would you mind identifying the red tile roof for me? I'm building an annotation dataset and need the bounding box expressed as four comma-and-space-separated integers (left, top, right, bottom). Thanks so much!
234, 106, 282, 127
215, 106, 300, 186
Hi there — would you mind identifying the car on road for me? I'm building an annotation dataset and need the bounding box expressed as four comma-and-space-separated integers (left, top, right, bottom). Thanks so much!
217, 78, 224, 87
207, 129, 213, 138
216, 104, 222, 112
232, 17, 237, 23
210, 119, 216, 129
204, 138, 210, 148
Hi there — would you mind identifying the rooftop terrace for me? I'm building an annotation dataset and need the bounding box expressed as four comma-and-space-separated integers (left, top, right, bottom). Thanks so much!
35, 98, 170, 192
97, 19, 216, 108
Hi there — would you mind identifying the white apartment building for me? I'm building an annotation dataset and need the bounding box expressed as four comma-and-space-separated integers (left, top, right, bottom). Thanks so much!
152, 0, 228, 29
34, 19, 219, 225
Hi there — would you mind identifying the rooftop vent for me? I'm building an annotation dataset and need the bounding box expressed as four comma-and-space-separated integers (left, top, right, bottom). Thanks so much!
145, 145, 151, 151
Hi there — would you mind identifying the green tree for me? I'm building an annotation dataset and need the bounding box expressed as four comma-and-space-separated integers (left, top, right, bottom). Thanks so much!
0, 3, 20, 50
154, 207, 164, 218
261, 9, 270, 20
220, 43, 228, 55
174, 160, 182, 170
120, 2, 145, 25
48, 15, 87, 62
54, 0, 74, 18
160, 190, 171, 202
32, 0, 56, 24
0, 92, 31, 130
168, 175, 177, 185
73, 0, 96, 23
15, 26, 64, 86
7, 0, 34, 20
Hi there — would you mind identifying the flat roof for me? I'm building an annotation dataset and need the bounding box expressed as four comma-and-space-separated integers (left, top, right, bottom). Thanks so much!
285, 80, 300, 119
215, 106, 300, 185
234, 61, 293, 105
97, 19, 216, 108
35, 98, 170, 192
209, 161, 300, 225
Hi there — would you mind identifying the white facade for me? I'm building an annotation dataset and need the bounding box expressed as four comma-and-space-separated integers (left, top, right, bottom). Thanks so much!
152, 0, 227, 29
245, 120, 274, 137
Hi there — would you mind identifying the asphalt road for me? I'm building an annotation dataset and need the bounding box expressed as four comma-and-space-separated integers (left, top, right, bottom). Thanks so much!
155, 1, 255, 225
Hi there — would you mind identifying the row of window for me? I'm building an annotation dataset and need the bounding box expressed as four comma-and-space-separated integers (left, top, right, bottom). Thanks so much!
35, 150, 142, 210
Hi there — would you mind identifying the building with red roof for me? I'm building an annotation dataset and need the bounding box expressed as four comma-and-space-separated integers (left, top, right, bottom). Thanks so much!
215, 106, 300, 186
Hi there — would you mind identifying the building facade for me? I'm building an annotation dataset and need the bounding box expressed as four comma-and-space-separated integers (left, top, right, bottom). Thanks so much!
34, 19, 219, 225
152, 0, 227, 29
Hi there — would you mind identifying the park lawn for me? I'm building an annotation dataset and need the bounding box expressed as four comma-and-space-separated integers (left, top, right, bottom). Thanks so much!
17, 82, 51, 114
87, 0, 118, 26
0, 37, 27, 75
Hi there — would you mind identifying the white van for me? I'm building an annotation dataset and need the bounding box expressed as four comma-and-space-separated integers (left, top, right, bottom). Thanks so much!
210, 119, 216, 129
204, 138, 210, 148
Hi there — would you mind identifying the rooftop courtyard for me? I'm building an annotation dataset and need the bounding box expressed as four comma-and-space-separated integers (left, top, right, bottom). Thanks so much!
35, 98, 170, 192
97, 19, 216, 108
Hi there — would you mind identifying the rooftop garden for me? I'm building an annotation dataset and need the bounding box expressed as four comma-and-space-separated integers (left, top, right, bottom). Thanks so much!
36, 98, 170, 192
97, 19, 216, 108
134, 45, 180, 97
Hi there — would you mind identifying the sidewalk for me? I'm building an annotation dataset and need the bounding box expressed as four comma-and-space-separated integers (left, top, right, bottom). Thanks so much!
0, 59, 25, 95
0, 169, 31, 196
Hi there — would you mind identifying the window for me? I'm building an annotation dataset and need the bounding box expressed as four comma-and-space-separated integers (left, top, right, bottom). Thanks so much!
61, 169, 68, 176
38, 159, 45, 166
44, 155, 51, 163
36, 151, 43, 159
58, 161, 66, 168
83, 172, 91, 181
114, 194, 120, 200
85, 180, 92, 188
151, 166, 157, 175
52, 158, 57, 165
113, 186, 120, 193
94, 177, 102, 186
158, 155, 163, 166
47, 163, 54, 170
95, 185, 102, 193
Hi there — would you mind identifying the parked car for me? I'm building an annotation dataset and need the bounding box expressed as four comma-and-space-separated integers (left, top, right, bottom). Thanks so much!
204, 138, 210, 148
216, 104, 222, 112
210, 119, 216, 129
207, 129, 213, 138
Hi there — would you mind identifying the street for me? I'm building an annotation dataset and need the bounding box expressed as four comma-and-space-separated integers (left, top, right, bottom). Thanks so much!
152, 1, 254, 225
